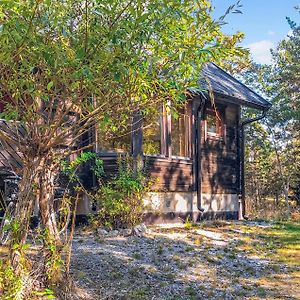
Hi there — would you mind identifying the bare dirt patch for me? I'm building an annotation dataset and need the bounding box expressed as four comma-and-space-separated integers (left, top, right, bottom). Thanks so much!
71, 221, 300, 300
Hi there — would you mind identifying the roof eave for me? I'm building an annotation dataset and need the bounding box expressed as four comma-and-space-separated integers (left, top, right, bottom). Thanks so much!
203, 91, 272, 111
191, 87, 272, 111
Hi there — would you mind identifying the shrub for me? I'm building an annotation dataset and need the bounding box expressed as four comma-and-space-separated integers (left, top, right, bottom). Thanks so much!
0, 259, 23, 299
91, 158, 153, 230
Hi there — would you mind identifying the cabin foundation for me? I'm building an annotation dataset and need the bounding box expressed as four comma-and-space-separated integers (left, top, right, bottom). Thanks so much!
143, 191, 238, 224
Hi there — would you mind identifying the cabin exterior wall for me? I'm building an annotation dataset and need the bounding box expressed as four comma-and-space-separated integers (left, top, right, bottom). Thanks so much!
0, 97, 242, 223
200, 103, 239, 195
84, 98, 241, 223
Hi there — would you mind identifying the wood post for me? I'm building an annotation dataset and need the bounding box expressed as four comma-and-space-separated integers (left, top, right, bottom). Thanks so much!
132, 112, 143, 174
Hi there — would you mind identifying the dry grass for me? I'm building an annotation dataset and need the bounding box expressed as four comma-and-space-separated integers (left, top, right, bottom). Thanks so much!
2, 220, 299, 299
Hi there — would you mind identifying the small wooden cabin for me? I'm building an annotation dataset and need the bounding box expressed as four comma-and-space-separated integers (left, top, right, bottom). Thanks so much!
0, 63, 271, 222
84, 63, 271, 222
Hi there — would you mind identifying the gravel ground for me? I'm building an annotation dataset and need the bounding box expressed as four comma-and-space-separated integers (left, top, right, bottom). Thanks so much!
71, 221, 300, 300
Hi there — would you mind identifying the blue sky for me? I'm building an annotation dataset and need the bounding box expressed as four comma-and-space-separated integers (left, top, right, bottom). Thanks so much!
212, 0, 299, 64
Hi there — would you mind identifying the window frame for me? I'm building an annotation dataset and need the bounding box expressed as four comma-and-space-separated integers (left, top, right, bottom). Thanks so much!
94, 118, 133, 154
142, 101, 192, 160
142, 105, 167, 158
169, 101, 192, 159
204, 108, 225, 141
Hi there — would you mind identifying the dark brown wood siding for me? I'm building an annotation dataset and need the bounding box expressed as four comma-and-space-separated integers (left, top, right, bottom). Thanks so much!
78, 153, 125, 189
0, 120, 23, 170
201, 103, 239, 194
99, 154, 120, 178
94, 154, 194, 192
0, 114, 80, 173
145, 156, 193, 192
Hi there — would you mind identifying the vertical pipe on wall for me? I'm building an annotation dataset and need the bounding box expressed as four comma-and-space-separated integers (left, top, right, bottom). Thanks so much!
195, 93, 207, 215
166, 105, 172, 158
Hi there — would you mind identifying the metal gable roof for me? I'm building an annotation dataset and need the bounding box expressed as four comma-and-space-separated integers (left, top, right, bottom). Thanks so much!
199, 63, 272, 110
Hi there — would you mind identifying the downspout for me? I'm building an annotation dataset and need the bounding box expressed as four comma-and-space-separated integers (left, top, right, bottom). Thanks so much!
195, 92, 207, 215
238, 109, 268, 220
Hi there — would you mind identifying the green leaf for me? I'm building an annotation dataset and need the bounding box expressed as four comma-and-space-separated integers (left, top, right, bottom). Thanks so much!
12, 243, 20, 250
47, 81, 54, 91
22, 243, 31, 250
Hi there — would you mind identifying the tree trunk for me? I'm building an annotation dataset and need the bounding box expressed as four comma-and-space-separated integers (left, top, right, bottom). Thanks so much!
274, 192, 279, 207
38, 162, 61, 244
283, 181, 290, 214
37, 160, 64, 286
10, 160, 39, 274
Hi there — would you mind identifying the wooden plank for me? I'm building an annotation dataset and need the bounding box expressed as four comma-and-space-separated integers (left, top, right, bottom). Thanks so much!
145, 156, 193, 165
146, 156, 193, 191
201, 185, 237, 194
151, 183, 192, 192
0, 150, 22, 169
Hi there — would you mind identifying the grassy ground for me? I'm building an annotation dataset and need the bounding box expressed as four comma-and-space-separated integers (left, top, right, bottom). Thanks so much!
1, 220, 300, 299
71, 220, 300, 300
231, 222, 300, 265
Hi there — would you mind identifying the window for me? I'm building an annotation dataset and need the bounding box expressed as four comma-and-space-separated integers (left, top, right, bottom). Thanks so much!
205, 109, 223, 138
143, 113, 163, 156
142, 103, 191, 158
96, 118, 131, 153
171, 107, 191, 157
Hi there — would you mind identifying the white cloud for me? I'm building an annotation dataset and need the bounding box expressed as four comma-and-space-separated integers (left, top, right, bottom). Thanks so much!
246, 40, 274, 64
267, 30, 275, 36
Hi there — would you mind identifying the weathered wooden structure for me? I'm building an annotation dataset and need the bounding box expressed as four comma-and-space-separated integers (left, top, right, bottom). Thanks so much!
90, 63, 271, 222
0, 63, 271, 222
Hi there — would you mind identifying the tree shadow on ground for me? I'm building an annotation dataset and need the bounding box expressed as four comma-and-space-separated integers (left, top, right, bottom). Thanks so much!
70, 223, 300, 300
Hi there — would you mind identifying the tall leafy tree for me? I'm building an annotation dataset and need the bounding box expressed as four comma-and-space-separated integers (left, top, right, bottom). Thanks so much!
241, 9, 300, 216
0, 0, 247, 296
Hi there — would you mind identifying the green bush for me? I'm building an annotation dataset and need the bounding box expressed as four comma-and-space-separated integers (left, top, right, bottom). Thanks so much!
0, 260, 23, 299
91, 158, 153, 230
